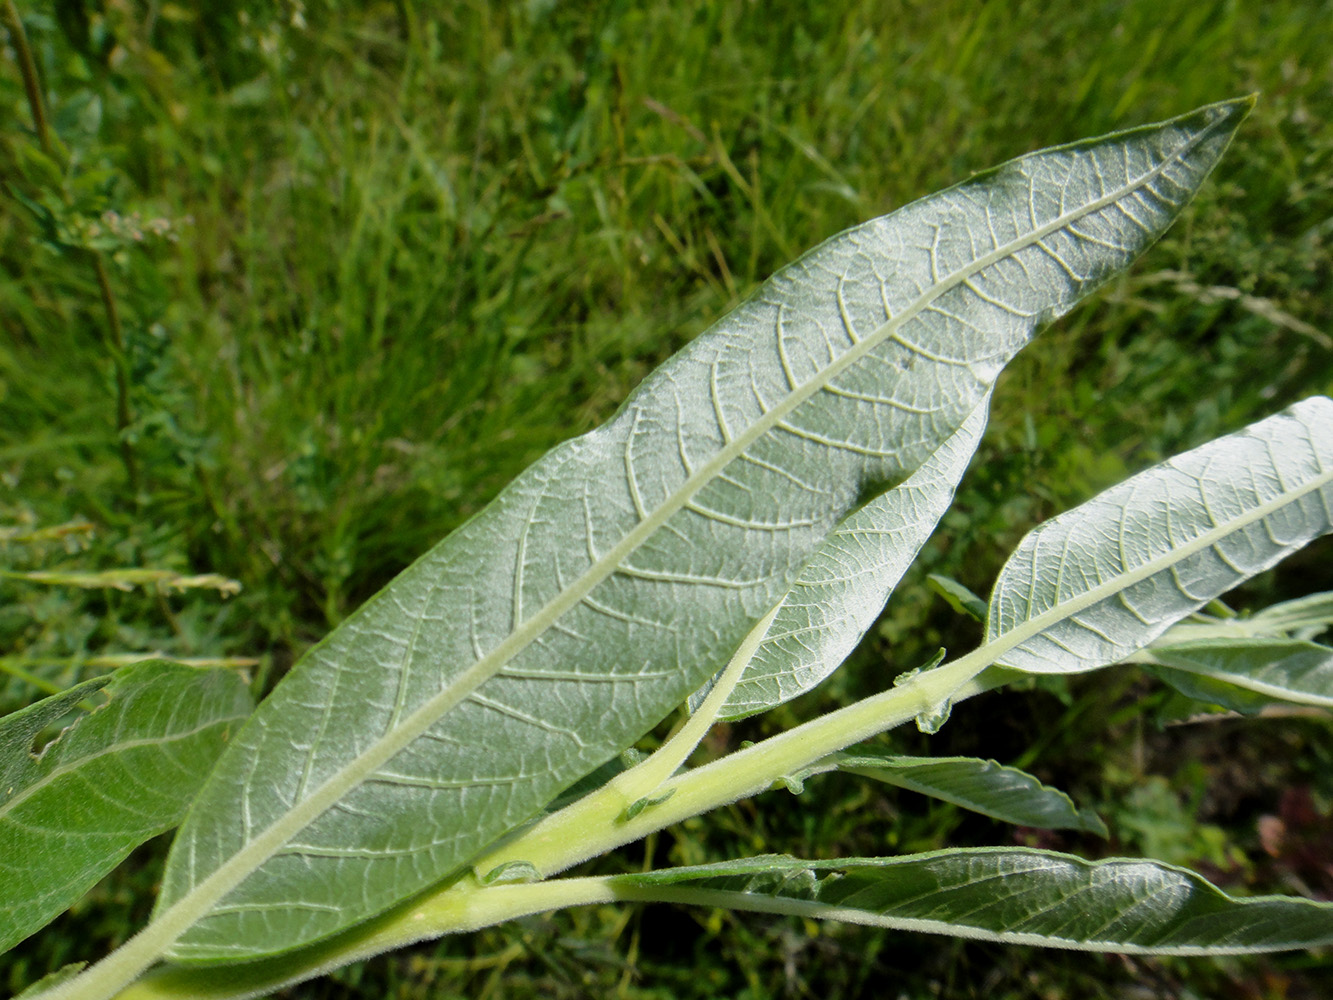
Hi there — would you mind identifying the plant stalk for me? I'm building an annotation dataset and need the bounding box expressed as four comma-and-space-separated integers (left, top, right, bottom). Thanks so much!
3, 0, 51, 156
472, 641, 996, 880
3, 0, 139, 496
40, 642, 999, 1000
112, 876, 627, 1000
89, 251, 139, 495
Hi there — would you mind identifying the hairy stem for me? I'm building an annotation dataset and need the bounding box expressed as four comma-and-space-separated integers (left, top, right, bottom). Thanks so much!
114, 877, 628, 1000
473, 641, 996, 880
41, 644, 994, 1000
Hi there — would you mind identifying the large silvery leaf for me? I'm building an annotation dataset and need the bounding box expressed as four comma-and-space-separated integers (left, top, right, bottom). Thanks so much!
692, 395, 990, 721
0, 662, 252, 954
611, 851, 1333, 953
987, 396, 1333, 674
155, 99, 1251, 961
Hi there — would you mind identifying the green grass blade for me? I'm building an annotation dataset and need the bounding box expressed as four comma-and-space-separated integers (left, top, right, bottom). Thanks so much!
612, 850, 1333, 954
0, 663, 252, 955
151, 99, 1251, 963
987, 397, 1333, 674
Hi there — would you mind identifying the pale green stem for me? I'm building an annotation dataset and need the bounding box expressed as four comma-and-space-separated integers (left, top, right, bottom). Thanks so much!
475, 602, 781, 883
0, 658, 64, 695
473, 641, 995, 881
109, 877, 859, 1000
109, 645, 1002, 1000
115, 877, 628, 1000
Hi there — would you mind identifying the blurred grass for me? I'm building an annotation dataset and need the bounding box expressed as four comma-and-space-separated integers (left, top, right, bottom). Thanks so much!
3, 0, 1332, 996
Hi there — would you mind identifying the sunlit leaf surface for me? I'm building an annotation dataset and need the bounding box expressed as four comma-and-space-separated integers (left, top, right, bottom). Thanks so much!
989, 396, 1333, 674
156, 100, 1252, 961
0, 663, 251, 954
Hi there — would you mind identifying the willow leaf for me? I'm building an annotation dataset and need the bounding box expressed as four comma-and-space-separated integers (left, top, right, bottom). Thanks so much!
928, 574, 989, 622
1145, 636, 1333, 713
824, 751, 1107, 834
155, 99, 1251, 962
691, 395, 989, 721
987, 396, 1333, 674
1133, 588, 1333, 645
0, 662, 252, 954
1246, 590, 1333, 636
612, 850, 1333, 954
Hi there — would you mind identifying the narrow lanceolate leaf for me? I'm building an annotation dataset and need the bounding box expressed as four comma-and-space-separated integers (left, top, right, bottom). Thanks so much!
0, 662, 251, 955
928, 573, 989, 622
691, 396, 990, 721
613, 850, 1333, 954
1132, 589, 1333, 645
1144, 637, 1333, 714
157, 99, 1251, 962
1246, 590, 1333, 636
987, 396, 1333, 674
823, 751, 1107, 834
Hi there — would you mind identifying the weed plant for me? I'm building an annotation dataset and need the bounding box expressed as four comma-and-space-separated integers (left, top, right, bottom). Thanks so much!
3, 1, 1332, 996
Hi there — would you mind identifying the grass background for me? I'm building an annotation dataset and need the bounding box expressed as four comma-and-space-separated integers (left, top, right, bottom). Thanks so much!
3, 0, 1332, 996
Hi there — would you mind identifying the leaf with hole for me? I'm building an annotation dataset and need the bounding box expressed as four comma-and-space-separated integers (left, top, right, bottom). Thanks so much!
0, 662, 252, 955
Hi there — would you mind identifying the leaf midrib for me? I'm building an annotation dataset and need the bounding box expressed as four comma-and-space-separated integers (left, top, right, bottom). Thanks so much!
0, 713, 246, 821
1153, 649, 1333, 707
988, 446, 1333, 668
166, 114, 1230, 945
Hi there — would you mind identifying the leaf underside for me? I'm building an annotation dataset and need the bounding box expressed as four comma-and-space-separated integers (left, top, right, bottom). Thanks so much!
986, 396, 1333, 675
692, 394, 990, 720
615, 850, 1333, 954
156, 99, 1253, 962
0, 663, 252, 954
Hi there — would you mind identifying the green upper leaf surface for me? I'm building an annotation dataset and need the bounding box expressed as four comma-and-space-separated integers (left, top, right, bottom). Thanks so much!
615, 849, 1333, 954
828, 751, 1107, 834
987, 396, 1333, 674
1146, 636, 1333, 712
928, 574, 989, 622
156, 99, 1251, 961
0, 662, 252, 955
